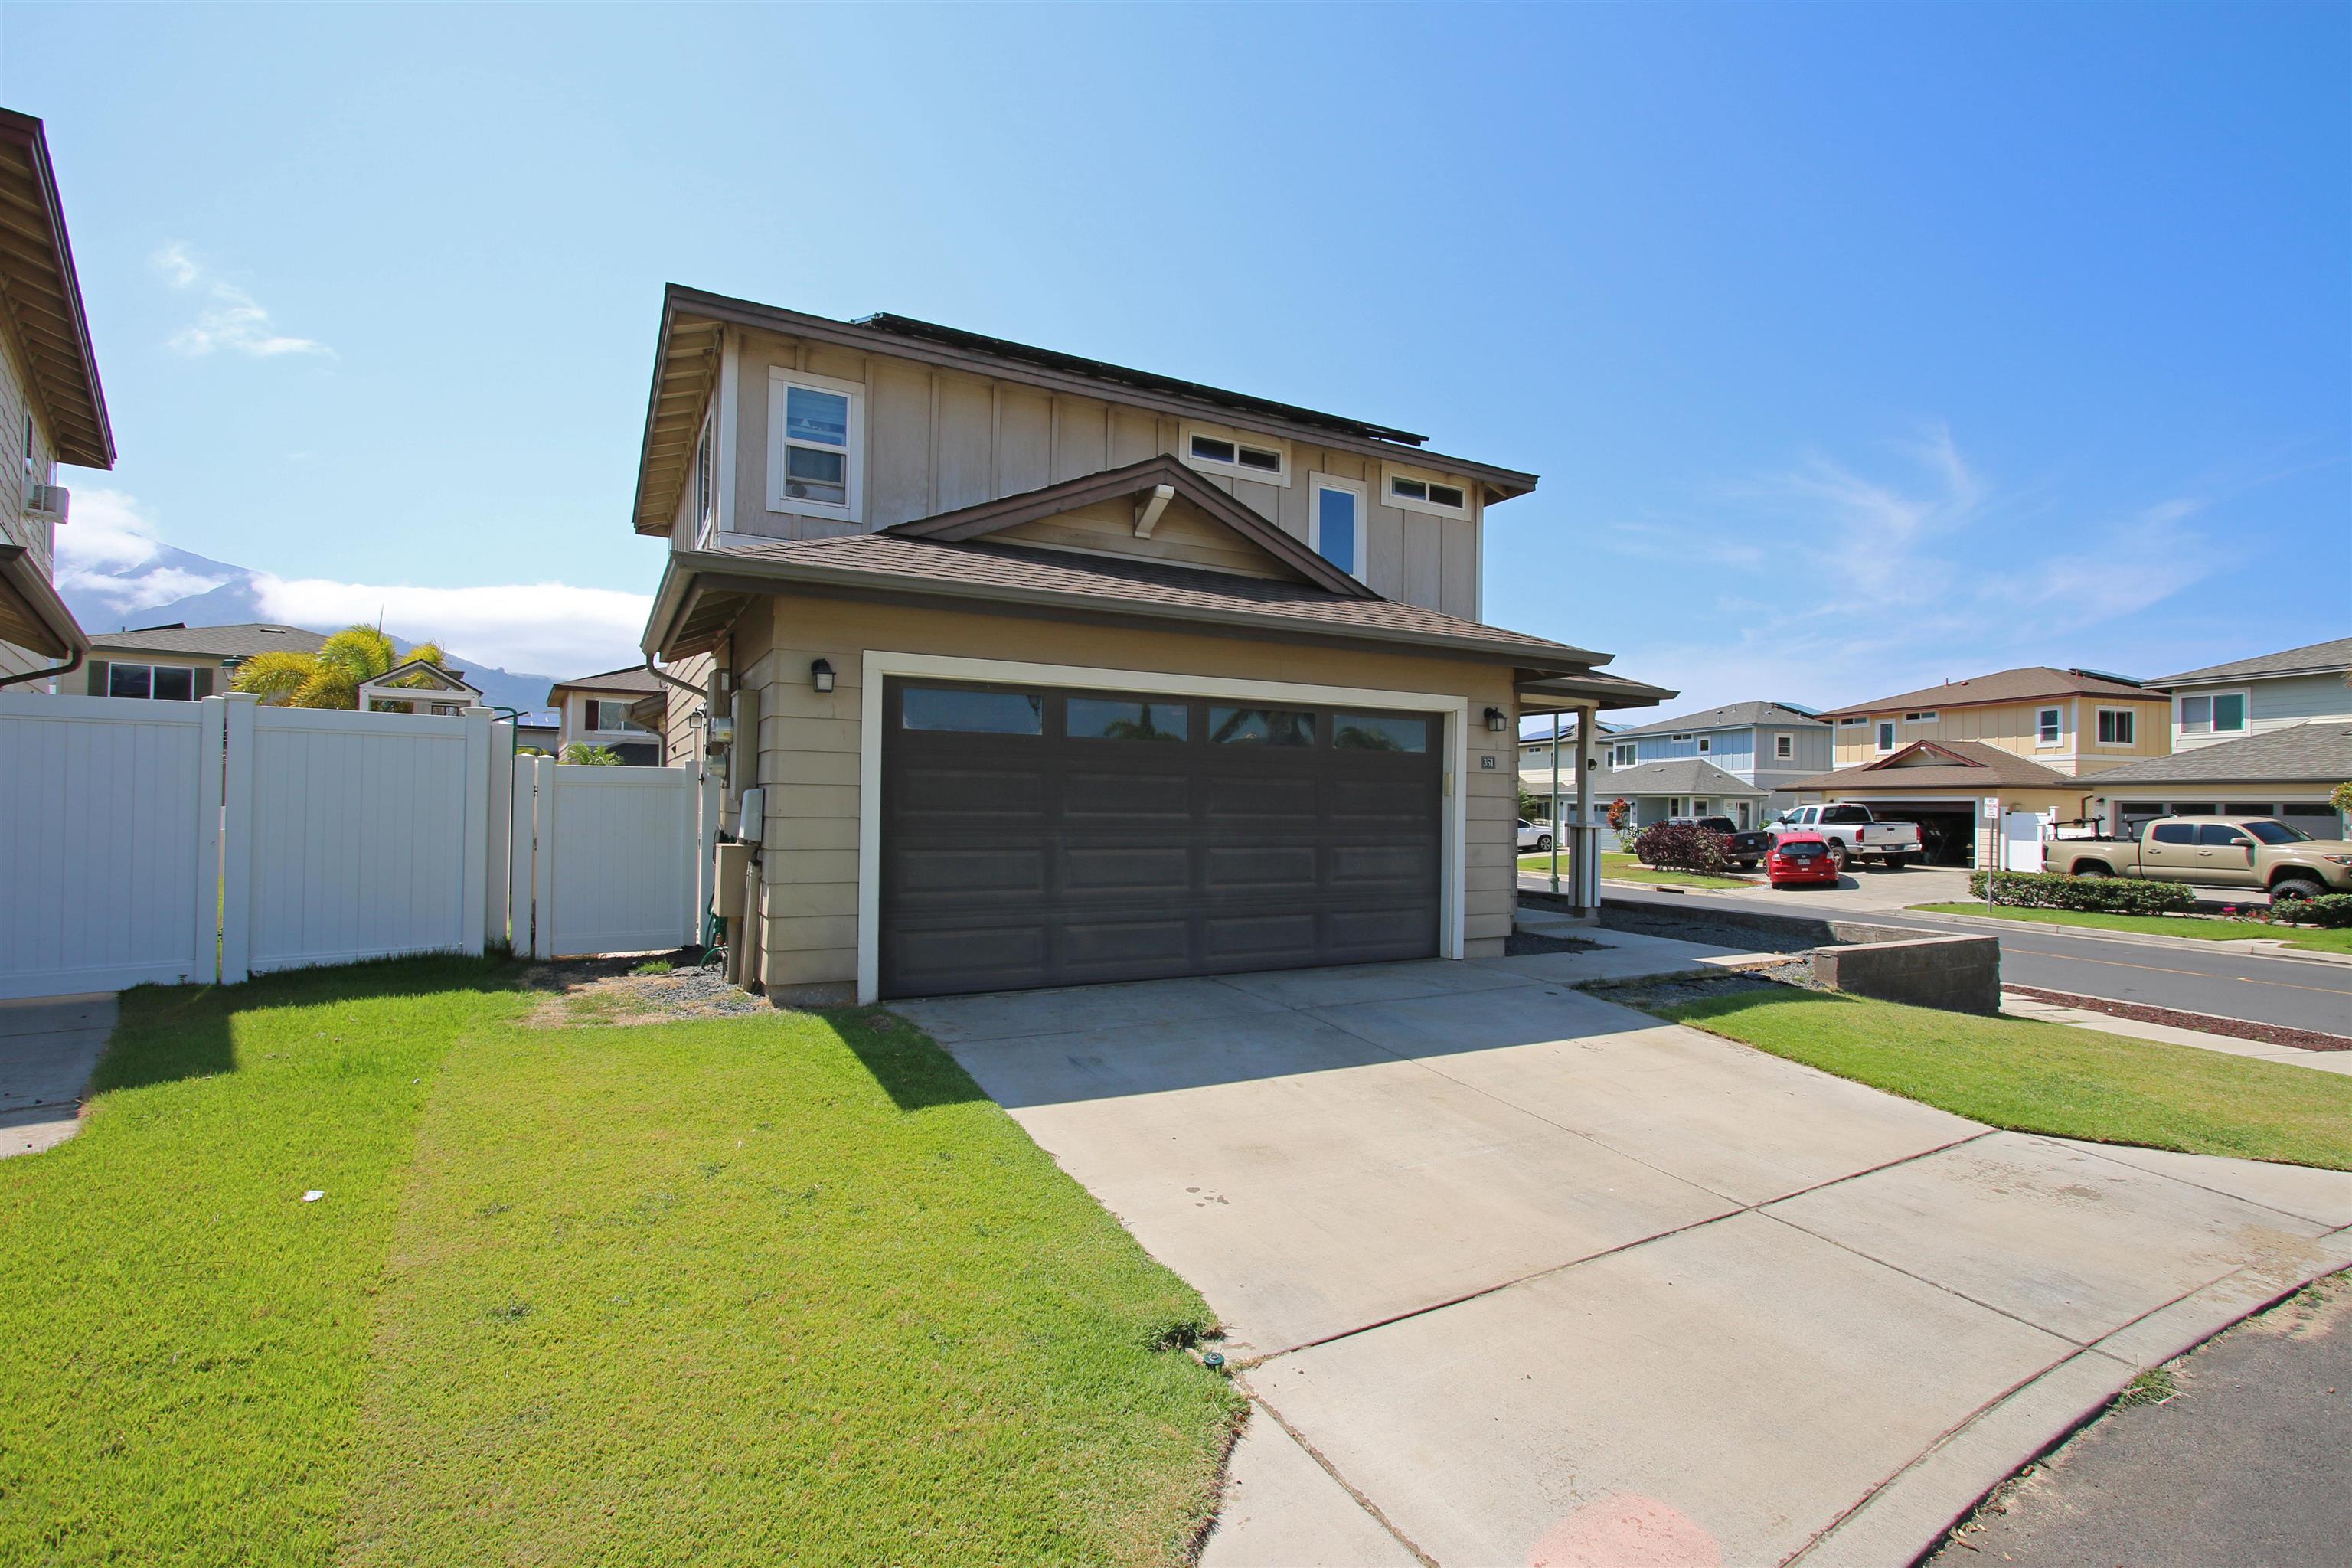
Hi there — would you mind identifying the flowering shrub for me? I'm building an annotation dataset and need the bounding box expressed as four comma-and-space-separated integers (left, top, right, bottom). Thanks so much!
1631, 820, 1732, 874
1965, 870, 2196, 914
2271, 893, 2352, 929
1606, 798, 1632, 833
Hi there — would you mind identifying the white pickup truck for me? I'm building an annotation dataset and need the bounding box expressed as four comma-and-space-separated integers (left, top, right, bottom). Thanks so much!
1769, 802, 1925, 871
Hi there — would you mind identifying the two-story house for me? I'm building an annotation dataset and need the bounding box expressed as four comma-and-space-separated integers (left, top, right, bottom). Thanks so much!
547, 664, 667, 765
0, 110, 113, 694
1516, 714, 1616, 815
1587, 701, 1832, 830
2084, 636, 2350, 838
1788, 667, 2174, 864
629, 286, 1669, 1002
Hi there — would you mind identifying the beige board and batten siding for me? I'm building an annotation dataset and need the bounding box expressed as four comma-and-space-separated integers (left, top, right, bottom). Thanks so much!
734, 591, 1522, 993
717, 324, 1484, 619
1831, 698, 2172, 776
0, 316, 60, 683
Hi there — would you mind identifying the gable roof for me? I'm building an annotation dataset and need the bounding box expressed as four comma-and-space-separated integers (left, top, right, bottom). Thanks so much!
548, 663, 665, 704
0, 111, 113, 469
1592, 759, 1766, 798
648, 532, 1605, 670
1606, 700, 1828, 740
2085, 722, 2352, 789
88, 622, 328, 658
1815, 666, 2149, 719
1786, 738, 2073, 792
884, 455, 1373, 599
2150, 636, 2352, 688
631, 285, 1540, 535
361, 658, 479, 696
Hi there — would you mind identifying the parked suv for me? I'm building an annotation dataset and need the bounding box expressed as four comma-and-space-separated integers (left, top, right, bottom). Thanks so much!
2041, 816, 2352, 902
1687, 815, 1772, 871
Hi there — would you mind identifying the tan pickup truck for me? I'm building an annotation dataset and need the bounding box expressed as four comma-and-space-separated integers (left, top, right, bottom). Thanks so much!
2041, 815, 2352, 902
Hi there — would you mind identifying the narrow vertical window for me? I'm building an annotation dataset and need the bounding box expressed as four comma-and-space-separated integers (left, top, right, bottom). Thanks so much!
1308, 475, 1365, 577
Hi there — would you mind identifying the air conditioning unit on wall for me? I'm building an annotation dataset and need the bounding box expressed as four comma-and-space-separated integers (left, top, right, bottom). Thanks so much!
24, 483, 68, 523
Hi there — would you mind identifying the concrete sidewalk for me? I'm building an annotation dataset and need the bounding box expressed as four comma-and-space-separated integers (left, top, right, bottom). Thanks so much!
0, 993, 116, 1158
901, 947, 2352, 1568
2002, 992, 2352, 1077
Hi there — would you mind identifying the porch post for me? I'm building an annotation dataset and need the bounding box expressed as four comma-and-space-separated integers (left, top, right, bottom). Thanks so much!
1548, 715, 1562, 895
1573, 703, 1596, 916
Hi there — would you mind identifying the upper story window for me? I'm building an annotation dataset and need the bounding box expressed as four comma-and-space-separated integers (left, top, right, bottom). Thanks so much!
767, 368, 863, 522
1775, 733, 1793, 760
1876, 720, 1896, 752
2036, 707, 2063, 746
1837, 716, 1867, 730
1696, 736, 1712, 754
590, 699, 649, 733
1612, 743, 1636, 767
1307, 473, 1365, 577
2096, 707, 2136, 746
2178, 691, 2246, 736
1181, 422, 1289, 486
1382, 464, 1470, 519
1903, 710, 1938, 722
693, 407, 717, 544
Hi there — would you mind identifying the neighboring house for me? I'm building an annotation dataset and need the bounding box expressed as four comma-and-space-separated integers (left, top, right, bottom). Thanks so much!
547, 664, 666, 765
358, 658, 482, 717
1790, 668, 2175, 865
514, 717, 560, 754
0, 110, 114, 693
1517, 715, 1616, 805
2085, 637, 2352, 838
631, 286, 1668, 1002
83, 622, 327, 700
1592, 701, 1831, 827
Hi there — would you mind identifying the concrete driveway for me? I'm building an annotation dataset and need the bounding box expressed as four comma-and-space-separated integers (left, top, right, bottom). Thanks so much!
900, 944, 2352, 1568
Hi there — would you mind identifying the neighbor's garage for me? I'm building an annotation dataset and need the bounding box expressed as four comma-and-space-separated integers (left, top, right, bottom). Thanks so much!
1854, 799, 1981, 866
878, 678, 1442, 998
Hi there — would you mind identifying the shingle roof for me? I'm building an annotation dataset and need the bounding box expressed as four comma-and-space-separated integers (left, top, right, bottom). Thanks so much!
2150, 636, 2352, 688
549, 663, 664, 697
1815, 667, 2150, 719
2085, 723, 2352, 789
694, 534, 1599, 666
1787, 739, 2073, 792
1591, 759, 1765, 798
88, 622, 328, 658
1606, 701, 1828, 740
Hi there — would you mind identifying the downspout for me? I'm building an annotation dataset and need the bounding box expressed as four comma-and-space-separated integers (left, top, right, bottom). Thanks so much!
0, 647, 83, 691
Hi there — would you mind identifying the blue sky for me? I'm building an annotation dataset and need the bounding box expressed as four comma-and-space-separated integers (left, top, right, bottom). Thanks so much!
7, 2, 2345, 698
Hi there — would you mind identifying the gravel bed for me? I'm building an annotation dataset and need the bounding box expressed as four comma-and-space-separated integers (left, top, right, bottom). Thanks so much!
2004, 985, 2352, 1054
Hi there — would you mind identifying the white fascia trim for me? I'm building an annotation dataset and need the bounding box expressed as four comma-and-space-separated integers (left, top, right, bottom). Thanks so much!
855, 648, 1471, 1004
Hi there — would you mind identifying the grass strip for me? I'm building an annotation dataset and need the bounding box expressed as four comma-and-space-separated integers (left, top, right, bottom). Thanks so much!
338, 1006, 1240, 1567
1650, 987, 2352, 1171
1912, 902, 2352, 955
0, 959, 528, 1566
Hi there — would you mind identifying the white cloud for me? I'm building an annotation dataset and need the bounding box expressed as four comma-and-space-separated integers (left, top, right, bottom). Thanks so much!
252, 577, 652, 675
54, 486, 166, 570
152, 242, 332, 359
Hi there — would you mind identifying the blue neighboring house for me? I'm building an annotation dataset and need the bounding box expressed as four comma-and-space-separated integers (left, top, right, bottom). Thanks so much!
1594, 701, 1834, 829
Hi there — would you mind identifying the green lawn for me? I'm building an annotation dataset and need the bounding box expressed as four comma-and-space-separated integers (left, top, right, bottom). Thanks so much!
1651, 988, 2352, 1171
1913, 901, 2352, 955
0, 961, 1238, 1567
1518, 851, 1756, 890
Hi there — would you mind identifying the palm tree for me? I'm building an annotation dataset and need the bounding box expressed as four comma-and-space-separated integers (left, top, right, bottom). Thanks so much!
230, 625, 450, 709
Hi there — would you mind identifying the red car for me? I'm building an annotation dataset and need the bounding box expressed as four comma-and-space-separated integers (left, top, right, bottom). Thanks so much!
1766, 831, 1841, 889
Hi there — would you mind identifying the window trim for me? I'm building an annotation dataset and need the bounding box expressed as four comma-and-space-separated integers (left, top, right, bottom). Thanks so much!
2035, 706, 2063, 748
1379, 462, 1472, 519
2094, 706, 2138, 747
1774, 733, 1794, 760
2177, 688, 2249, 737
1305, 471, 1367, 579
693, 403, 717, 547
1696, 736, 1711, 754
1180, 420, 1290, 488
1876, 720, 1896, 753
586, 697, 650, 734
1903, 710, 1938, 723
766, 367, 865, 522
106, 661, 201, 701
1612, 743, 1636, 768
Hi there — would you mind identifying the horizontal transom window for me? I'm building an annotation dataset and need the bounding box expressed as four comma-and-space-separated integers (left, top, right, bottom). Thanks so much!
1181, 423, 1289, 485
1383, 464, 1471, 518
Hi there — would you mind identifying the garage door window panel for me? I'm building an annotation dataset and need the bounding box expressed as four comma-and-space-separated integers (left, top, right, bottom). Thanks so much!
1209, 706, 1315, 746
1333, 712, 1432, 753
1067, 697, 1190, 743
902, 685, 1044, 734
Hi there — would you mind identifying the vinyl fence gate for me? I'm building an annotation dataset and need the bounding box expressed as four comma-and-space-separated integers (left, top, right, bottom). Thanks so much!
0, 691, 717, 1002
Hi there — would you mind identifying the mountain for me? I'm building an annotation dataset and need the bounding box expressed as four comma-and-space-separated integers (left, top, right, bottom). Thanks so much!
59, 544, 565, 720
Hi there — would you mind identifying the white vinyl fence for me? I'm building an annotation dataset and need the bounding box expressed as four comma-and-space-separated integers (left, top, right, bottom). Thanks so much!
0, 691, 714, 1001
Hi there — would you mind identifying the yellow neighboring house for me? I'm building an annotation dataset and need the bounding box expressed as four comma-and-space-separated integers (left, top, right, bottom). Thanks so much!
1788, 666, 2174, 867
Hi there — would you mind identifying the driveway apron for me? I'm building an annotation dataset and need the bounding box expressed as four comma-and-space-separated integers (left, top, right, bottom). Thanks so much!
898, 943, 2352, 1568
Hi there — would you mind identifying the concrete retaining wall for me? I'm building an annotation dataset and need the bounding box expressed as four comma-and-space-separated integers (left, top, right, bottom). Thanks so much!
1811, 935, 2002, 1014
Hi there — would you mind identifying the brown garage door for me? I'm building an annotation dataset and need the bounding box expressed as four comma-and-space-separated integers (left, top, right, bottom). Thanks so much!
879, 678, 1443, 999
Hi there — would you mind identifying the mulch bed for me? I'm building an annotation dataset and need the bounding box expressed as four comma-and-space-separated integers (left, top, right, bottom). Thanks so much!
2004, 984, 2352, 1054
522, 955, 766, 1027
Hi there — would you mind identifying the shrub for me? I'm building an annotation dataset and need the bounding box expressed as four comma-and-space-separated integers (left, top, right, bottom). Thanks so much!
1631, 820, 1731, 874
2271, 893, 2352, 929
560, 743, 622, 766
1965, 870, 2197, 915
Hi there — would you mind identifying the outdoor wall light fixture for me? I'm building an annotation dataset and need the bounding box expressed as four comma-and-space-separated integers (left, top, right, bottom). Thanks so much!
1484, 707, 1508, 733
811, 658, 835, 694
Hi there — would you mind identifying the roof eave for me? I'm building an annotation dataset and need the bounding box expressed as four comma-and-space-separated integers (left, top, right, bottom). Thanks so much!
0, 111, 114, 469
